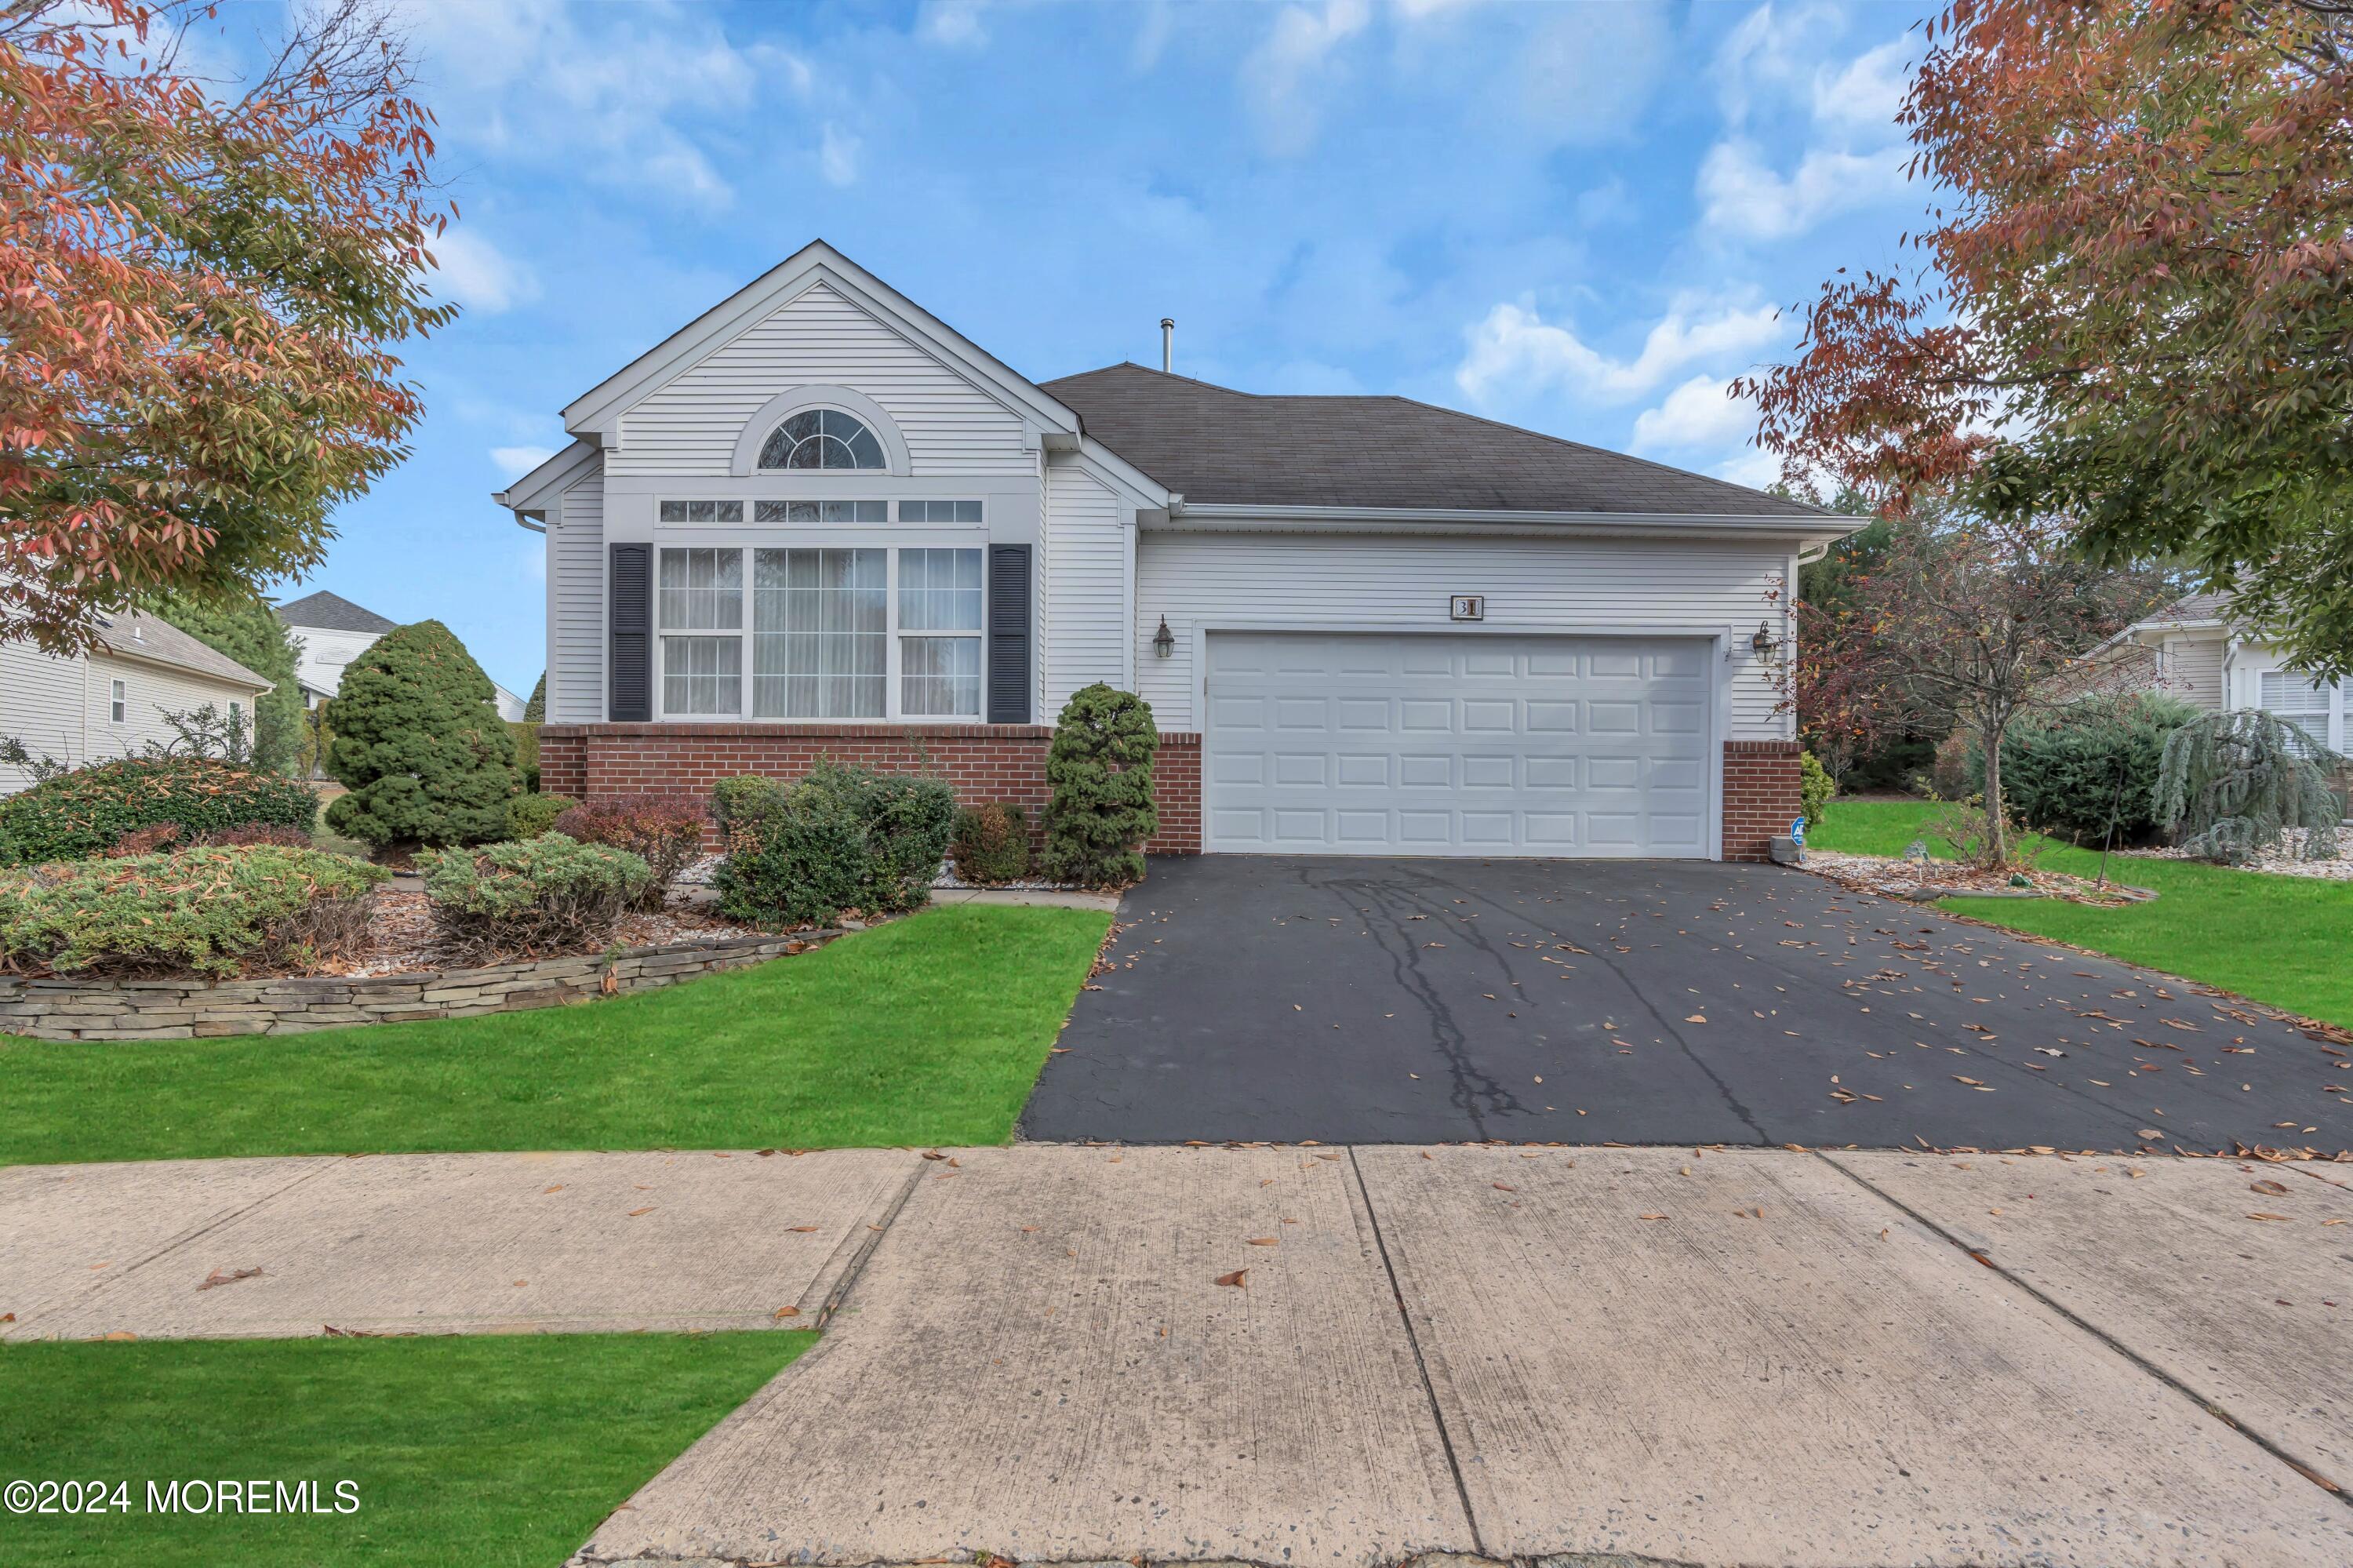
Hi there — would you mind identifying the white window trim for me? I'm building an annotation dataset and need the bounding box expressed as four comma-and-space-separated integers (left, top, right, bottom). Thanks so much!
2241, 653, 2346, 752
108, 678, 126, 725
652, 536, 987, 725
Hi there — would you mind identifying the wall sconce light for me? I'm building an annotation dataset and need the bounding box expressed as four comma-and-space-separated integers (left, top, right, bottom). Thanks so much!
1751, 620, 1780, 659
1152, 616, 1175, 659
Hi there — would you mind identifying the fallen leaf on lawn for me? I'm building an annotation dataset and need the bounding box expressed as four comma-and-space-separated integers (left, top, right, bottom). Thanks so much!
2250, 1180, 2290, 1196
627, 1206, 655, 1217
1215, 1269, 1248, 1288
197, 1267, 262, 1292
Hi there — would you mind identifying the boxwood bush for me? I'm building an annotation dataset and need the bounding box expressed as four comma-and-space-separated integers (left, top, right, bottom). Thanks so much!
0, 757, 317, 866
0, 846, 388, 979
505, 791, 577, 840
950, 802, 1031, 885
1042, 685, 1158, 886
714, 762, 955, 927
415, 833, 651, 960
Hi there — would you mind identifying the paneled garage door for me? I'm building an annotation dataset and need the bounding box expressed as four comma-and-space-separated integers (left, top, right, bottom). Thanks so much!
1203, 631, 1712, 857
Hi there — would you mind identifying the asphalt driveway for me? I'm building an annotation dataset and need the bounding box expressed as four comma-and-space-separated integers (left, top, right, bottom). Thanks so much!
1019, 855, 2353, 1151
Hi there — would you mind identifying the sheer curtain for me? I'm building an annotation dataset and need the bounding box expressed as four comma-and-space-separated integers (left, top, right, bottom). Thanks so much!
754, 548, 885, 718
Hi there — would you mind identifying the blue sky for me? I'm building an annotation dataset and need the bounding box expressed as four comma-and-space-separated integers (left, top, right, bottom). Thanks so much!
263, 0, 1927, 693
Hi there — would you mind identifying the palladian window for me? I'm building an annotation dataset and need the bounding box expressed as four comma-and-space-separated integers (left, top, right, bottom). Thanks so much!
756, 408, 886, 471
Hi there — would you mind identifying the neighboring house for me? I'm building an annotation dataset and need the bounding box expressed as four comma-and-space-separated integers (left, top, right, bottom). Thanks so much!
278, 589, 526, 721
0, 609, 275, 795
2093, 590, 2351, 755
496, 241, 1853, 860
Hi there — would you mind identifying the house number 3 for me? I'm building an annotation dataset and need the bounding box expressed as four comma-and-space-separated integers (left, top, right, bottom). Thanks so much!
1449, 595, 1486, 621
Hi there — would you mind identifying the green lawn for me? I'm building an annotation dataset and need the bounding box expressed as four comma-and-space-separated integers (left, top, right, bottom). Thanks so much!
0, 1331, 809, 1567
0, 902, 1110, 1166
1810, 799, 2353, 1029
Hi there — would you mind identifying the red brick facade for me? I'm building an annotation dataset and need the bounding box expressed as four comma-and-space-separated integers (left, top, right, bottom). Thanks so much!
537, 723, 1205, 853
1721, 739, 1803, 863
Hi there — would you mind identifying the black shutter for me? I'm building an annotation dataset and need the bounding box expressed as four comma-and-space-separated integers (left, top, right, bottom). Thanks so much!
609, 542, 651, 722
987, 544, 1031, 724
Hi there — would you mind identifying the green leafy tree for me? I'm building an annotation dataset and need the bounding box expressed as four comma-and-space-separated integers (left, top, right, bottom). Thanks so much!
322, 620, 517, 853
1042, 686, 1159, 886
138, 588, 302, 775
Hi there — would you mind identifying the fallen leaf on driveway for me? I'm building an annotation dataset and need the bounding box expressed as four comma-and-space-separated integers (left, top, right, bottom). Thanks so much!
2250, 1180, 2290, 1196
1638, 1213, 1668, 1221
773, 1305, 800, 1319
2247, 1212, 2291, 1222
1215, 1269, 1248, 1288
2136, 1130, 2163, 1141
787, 1225, 820, 1233
1686, 1014, 1707, 1024
1246, 1237, 1278, 1246
627, 1206, 655, 1217
197, 1267, 262, 1292
543, 1185, 564, 1194
1493, 1182, 1517, 1191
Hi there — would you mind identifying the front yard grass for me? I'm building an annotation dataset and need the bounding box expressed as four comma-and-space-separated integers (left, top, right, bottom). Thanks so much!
0, 1330, 810, 1567
1809, 799, 2353, 1030
0, 902, 1111, 1166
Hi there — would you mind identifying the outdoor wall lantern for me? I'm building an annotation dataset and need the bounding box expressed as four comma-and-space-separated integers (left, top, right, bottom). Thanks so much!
1153, 616, 1176, 659
1751, 620, 1780, 659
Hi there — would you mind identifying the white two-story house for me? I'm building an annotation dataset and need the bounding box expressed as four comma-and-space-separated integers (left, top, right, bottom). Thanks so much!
496, 242, 1850, 860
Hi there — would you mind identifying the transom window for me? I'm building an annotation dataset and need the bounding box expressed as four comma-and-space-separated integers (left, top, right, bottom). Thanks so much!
753, 500, 887, 524
900, 500, 983, 523
757, 408, 886, 471
655, 544, 985, 721
656, 500, 744, 523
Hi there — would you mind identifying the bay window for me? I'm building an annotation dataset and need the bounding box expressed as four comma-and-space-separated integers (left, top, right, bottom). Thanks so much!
655, 543, 986, 721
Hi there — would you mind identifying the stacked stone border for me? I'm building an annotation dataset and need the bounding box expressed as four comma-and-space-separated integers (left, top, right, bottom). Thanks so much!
0, 931, 840, 1042
540, 722, 1204, 856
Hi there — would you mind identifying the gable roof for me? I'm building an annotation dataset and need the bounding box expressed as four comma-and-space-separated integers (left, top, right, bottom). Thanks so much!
275, 590, 396, 635
1042, 362, 1823, 519
2134, 590, 2233, 628
560, 239, 1084, 448
95, 609, 272, 691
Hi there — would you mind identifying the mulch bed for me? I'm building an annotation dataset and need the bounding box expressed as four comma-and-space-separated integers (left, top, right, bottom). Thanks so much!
1802, 851, 2155, 906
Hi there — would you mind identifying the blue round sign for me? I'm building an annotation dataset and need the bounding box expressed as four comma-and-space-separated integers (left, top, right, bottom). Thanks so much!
1791, 817, 1806, 843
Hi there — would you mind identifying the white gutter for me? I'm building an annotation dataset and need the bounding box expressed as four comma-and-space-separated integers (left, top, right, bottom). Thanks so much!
1144, 502, 1853, 543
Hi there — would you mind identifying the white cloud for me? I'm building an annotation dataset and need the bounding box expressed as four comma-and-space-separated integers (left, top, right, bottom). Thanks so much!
917, 0, 989, 49
1711, 2, 1842, 126
1812, 37, 1912, 130
428, 227, 537, 315
1632, 375, 1757, 452
1697, 136, 1909, 242
1509, 3, 1669, 145
819, 122, 862, 187
1712, 446, 1785, 491
1455, 294, 1784, 406
1238, 0, 1372, 156
491, 446, 558, 481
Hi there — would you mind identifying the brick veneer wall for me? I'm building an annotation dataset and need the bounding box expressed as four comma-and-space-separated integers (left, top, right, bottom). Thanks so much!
538, 723, 1206, 853
1722, 739, 1802, 863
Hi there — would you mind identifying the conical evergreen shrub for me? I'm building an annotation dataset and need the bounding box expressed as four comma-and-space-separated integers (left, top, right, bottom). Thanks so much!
322, 620, 518, 852
1042, 684, 1158, 886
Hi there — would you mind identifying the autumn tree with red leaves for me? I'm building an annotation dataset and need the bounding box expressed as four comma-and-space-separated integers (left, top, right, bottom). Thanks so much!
1737, 0, 2353, 678
0, 0, 453, 652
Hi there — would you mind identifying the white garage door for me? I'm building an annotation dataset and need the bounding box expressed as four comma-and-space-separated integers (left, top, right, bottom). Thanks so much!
1204, 631, 1712, 857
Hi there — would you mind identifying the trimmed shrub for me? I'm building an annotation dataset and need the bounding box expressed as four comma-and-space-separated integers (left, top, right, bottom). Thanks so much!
506, 791, 577, 840
523, 673, 546, 723
711, 774, 786, 839
555, 795, 707, 909
195, 822, 314, 849
1, 846, 388, 978
715, 762, 956, 927
1798, 750, 1835, 829
322, 620, 518, 853
507, 721, 541, 794
951, 802, 1031, 885
1997, 693, 2199, 845
1042, 685, 1158, 886
0, 756, 317, 866
415, 833, 651, 960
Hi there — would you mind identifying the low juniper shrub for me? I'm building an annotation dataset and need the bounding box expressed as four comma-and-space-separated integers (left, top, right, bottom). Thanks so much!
414, 833, 652, 960
0, 756, 317, 866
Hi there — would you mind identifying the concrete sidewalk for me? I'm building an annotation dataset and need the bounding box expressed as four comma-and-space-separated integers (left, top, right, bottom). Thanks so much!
7, 1145, 2351, 1567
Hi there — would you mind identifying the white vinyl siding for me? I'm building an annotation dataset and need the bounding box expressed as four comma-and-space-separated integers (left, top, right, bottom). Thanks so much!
2162, 635, 2225, 711
548, 474, 606, 724
0, 642, 264, 796
1134, 532, 1788, 739
1042, 461, 1128, 713
613, 282, 1031, 478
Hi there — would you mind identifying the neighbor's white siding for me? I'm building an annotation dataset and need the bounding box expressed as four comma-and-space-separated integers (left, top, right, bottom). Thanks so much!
611, 282, 1031, 478
0, 642, 264, 795
1133, 531, 1792, 740
2162, 634, 2226, 711
549, 471, 606, 724
1041, 460, 1129, 712
282, 623, 379, 701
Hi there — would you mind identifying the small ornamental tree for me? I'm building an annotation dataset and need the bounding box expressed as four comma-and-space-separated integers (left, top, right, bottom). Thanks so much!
2155, 710, 2343, 864
322, 620, 518, 853
523, 673, 547, 722
140, 588, 303, 775
1042, 686, 1159, 886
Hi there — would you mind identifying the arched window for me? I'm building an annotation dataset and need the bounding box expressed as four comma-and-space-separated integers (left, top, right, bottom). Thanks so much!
757, 408, 887, 471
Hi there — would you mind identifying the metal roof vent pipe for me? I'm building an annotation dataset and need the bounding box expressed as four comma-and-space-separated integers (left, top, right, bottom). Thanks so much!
1160, 317, 1174, 374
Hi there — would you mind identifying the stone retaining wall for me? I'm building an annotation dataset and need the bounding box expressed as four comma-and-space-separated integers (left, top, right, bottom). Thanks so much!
0, 931, 836, 1042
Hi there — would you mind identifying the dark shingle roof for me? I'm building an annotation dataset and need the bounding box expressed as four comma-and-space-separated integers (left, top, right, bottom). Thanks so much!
1041, 362, 1820, 518
275, 590, 397, 635
2140, 591, 2233, 626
